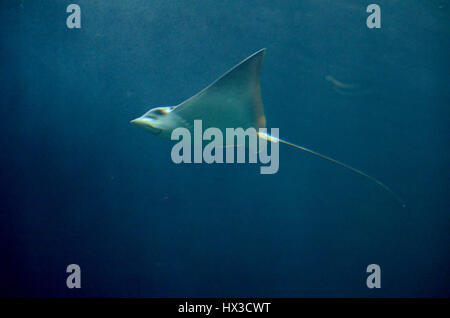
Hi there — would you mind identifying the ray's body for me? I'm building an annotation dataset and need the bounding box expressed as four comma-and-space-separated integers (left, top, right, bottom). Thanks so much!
131, 49, 404, 206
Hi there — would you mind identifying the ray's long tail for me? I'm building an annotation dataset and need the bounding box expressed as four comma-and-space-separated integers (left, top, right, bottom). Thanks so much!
258, 132, 405, 207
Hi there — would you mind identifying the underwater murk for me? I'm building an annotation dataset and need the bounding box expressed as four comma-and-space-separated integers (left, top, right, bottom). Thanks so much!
0, 0, 448, 298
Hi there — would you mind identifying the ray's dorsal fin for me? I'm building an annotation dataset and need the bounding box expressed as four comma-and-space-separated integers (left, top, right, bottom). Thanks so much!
173, 49, 267, 132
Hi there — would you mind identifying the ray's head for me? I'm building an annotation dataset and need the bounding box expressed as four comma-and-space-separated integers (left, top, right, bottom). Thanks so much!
130, 106, 176, 135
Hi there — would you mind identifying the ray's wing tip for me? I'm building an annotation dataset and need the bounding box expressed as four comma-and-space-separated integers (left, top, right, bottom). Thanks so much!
254, 48, 266, 56
245, 48, 266, 60
243, 48, 266, 65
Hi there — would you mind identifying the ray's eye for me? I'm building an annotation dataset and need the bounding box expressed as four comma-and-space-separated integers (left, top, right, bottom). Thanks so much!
152, 109, 165, 116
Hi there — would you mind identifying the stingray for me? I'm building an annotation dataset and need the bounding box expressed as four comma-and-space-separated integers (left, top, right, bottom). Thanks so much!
131, 49, 404, 206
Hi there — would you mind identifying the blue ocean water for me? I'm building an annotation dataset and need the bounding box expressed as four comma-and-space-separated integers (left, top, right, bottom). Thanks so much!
0, 0, 448, 297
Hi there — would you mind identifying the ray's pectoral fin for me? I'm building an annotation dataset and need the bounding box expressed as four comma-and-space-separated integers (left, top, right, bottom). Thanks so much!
173, 49, 267, 133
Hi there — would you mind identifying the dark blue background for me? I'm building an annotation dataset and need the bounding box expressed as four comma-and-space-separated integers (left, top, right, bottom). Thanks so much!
0, 0, 449, 297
